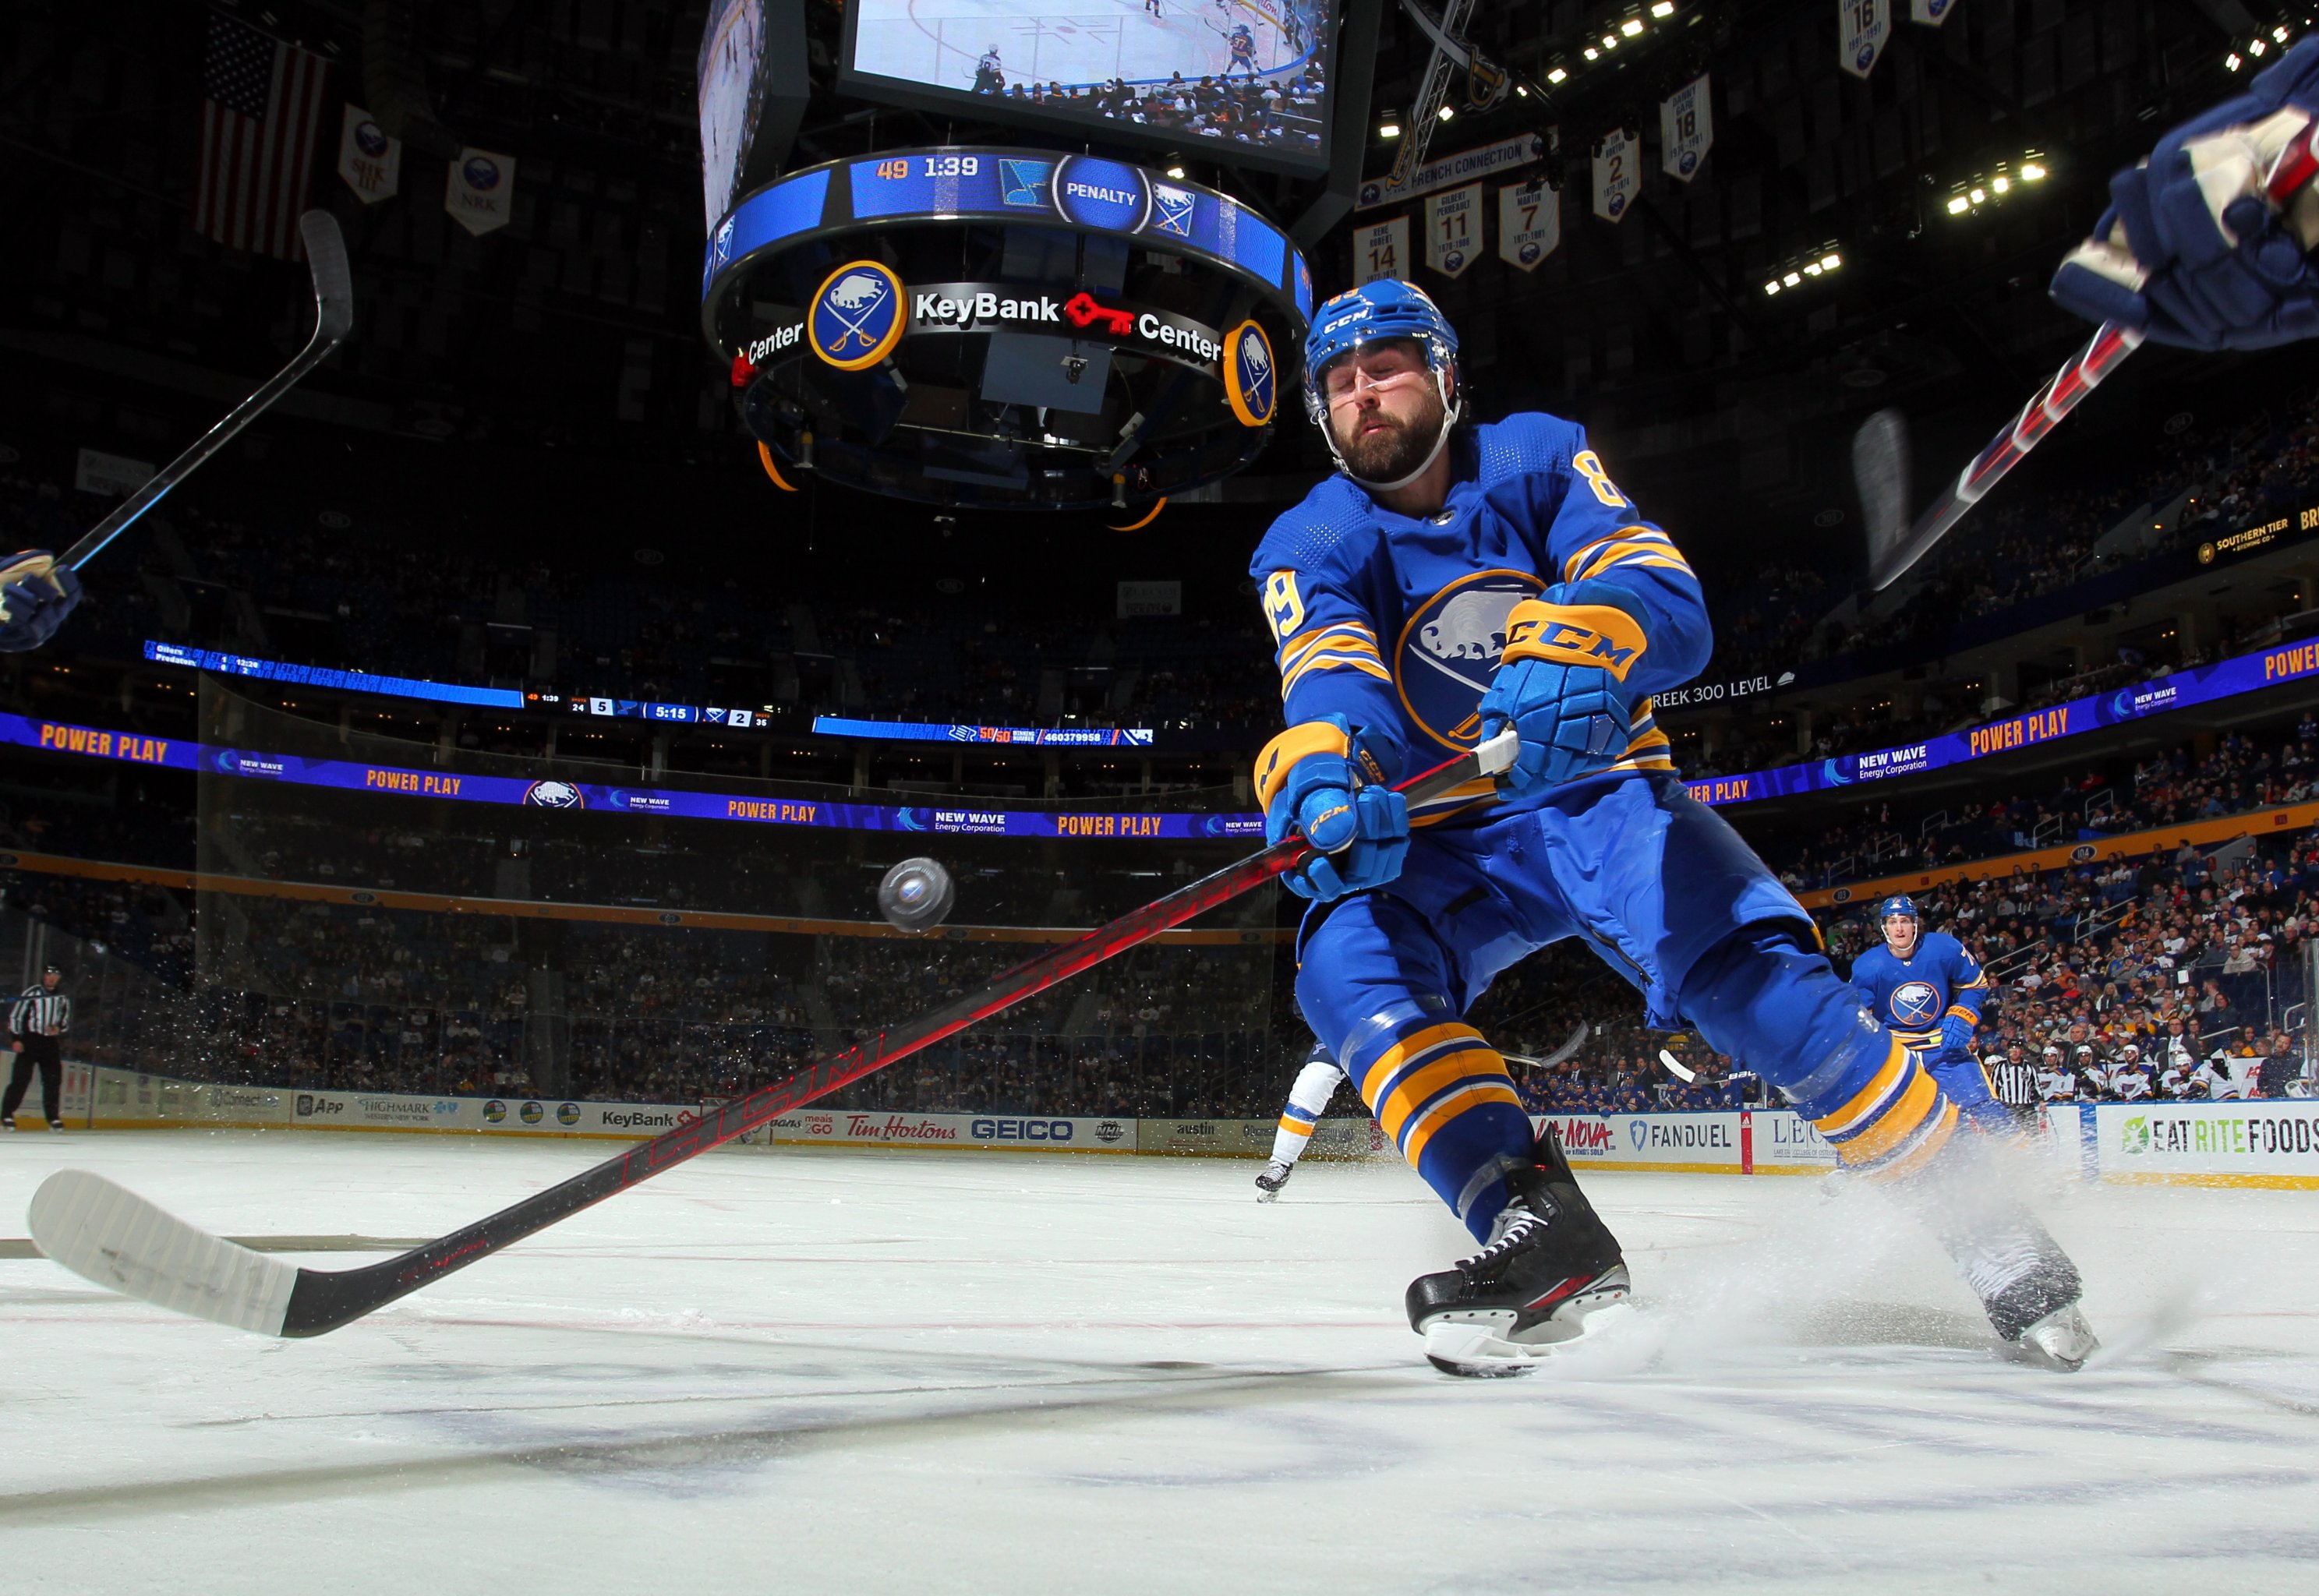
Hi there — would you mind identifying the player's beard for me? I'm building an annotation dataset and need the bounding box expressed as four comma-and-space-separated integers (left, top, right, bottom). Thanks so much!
1334, 383, 1446, 482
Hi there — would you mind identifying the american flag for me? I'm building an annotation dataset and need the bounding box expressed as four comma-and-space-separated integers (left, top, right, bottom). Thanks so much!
194, 11, 330, 258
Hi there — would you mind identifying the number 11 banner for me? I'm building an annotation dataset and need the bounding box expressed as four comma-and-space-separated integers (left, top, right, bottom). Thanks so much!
1425, 182, 1483, 278
1497, 179, 1559, 271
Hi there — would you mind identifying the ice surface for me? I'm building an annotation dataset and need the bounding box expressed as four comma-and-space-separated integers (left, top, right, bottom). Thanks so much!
854, 0, 1303, 94
3, 1132, 2317, 1594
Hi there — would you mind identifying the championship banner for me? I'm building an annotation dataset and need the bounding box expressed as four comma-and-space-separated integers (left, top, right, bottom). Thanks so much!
445, 146, 516, 236
1424, 182, 1483, 277
1497, 178, 1559, 270
1660, 75, 1713, 183
1840, 0, 1892, 78
1356, 131, 1547, 210
1909, 0, 1956, 22
1591, 129, 1639, 223
335, 105, 401, 205
1355, 214, 1410, 286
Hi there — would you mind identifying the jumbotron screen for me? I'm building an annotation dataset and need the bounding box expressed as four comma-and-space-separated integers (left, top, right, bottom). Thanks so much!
840, 1, 1335, 175
698, 0, 772, 230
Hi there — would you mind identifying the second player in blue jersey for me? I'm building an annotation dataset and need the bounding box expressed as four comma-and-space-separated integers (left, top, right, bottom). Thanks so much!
1848, 895, 2012, 1135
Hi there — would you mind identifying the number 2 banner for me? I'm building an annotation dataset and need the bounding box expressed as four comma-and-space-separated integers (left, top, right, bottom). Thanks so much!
1592, 129, 1637, 223
1425, 182, 1483, 279
1354, 215, 1410, 287
1497, 179, 1559, 271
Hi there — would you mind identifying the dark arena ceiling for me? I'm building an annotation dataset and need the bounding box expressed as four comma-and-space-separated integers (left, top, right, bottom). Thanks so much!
2, 0, 2307, 584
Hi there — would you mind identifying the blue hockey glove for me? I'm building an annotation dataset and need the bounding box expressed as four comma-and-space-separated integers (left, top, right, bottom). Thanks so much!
1255, 714, 1409, 902
1478, 584, 1646, 799
2051, 37, 2319, 351
0, 553, 83, 652
1940, 1012, 1977, 1058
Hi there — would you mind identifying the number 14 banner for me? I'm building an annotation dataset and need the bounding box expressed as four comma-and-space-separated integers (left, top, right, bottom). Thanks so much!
1425, 182, 1483, 278
1354, 215, 1410, 287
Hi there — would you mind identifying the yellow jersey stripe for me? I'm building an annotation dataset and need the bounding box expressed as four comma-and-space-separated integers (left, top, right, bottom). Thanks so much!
1404, 1082, 1525, 1168
1278, 624, 1380, 670
1281, 652, 1394, 695
1836, 1064, 1940, 1164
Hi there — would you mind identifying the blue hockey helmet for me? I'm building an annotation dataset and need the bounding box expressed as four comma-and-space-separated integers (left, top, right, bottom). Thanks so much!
1879, 895, 1919, 922
1301, 279, 1463, 489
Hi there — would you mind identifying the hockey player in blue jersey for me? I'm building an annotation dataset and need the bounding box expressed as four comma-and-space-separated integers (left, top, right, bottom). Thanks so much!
1848, 896, 2014, 1135
1253, 280, 2095, 1374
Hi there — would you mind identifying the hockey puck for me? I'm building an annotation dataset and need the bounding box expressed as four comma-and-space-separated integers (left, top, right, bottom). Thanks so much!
877, 857, 955, 933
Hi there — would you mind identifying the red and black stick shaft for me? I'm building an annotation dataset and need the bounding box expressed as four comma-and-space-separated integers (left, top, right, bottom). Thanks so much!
1870, 122, 2319, 591
278, 729, 1518, 1335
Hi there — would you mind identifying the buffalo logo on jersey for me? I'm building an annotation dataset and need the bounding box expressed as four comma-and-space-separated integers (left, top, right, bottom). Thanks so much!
1887, 980, 1942, 1029
809, 260, 907, 371
1394, 570, 1543, 751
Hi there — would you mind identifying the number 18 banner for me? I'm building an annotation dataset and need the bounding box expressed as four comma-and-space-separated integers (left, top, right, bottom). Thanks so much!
1660, 75, 1712, 182
1425, 182, 1483, 278
1497, 179, 1559, 270
1354, 215, 1410, 287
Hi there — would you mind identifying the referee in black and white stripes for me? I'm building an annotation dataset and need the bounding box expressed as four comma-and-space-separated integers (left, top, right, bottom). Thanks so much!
4, 964, 71, 1131
1986, 1046, 2040, 1131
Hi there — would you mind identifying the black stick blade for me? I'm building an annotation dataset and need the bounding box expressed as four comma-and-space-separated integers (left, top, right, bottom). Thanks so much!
299, 210, 355, 344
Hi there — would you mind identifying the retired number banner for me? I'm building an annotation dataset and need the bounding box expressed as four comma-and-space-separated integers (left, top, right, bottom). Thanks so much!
1497, 179, 1558, 270
1425, 182, 1483, 278
1840, 0, 1891, 78
1354, 215, 1410, 286
1592, 129, 1638, 222
1660, 75, 1712, 182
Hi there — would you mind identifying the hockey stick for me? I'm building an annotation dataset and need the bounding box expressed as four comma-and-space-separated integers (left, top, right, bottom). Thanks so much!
1500, 1020, 1589, 1072
29, 729, 1518, 1338
1854, 124, 2319, 591
0, 211, 353, 603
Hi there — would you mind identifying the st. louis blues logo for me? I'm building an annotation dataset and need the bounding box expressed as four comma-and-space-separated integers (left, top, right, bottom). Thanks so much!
1889, 980, 1942, 1029
808, 260, 906, 372
1395, 569, 1543, 752
1223, 320, 1275, 429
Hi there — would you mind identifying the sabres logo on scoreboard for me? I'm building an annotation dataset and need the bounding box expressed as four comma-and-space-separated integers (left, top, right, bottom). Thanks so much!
1223, 320, 1276, 429
809, 260, 907, 372
1395, 569, 1544, 751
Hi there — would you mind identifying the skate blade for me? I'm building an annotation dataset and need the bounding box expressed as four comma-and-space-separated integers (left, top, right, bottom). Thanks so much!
1421, 1296, 1636, 1378
1253, 1187, 1279, 1203
2011, 1304, 2099, 1373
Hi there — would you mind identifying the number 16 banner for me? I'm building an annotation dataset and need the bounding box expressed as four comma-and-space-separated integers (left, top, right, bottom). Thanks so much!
1497, 179, 1558, 271
1425, 182, 1483, 278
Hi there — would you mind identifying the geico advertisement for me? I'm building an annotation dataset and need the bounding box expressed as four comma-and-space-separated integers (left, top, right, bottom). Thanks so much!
762, 1110, 1133, 1152
288, 1089, 697, 1137
2095, 1100, 2319, 1181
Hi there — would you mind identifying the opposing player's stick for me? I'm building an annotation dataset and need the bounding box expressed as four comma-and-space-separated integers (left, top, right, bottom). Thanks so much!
0, 211, 353, 608
1854, 124, 2319, 591
30, 730, 1518, 1338
1500, 1020, 1589, 1072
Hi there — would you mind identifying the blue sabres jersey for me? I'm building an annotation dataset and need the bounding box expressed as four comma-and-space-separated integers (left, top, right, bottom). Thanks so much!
1249, 414, 1710, 824
1849, 932, 1988, 1050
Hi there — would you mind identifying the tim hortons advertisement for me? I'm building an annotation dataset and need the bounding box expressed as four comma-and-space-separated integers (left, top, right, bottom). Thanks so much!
761, 1110, 1134, 1153
2092, 1100, 2319, 1186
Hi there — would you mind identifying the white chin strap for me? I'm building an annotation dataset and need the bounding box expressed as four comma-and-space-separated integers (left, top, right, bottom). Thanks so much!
1331, 367, 1462, 493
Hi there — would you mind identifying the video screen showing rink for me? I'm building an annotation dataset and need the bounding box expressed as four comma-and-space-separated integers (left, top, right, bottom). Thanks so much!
847, 0, 1330, 157
3, 1132, 2315, 1591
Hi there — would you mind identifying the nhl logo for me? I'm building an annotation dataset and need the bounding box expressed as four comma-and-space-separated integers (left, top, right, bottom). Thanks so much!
809, 260, 907, 372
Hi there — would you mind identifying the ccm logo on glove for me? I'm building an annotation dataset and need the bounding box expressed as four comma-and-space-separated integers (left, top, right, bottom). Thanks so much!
1500, 601, 1648, 680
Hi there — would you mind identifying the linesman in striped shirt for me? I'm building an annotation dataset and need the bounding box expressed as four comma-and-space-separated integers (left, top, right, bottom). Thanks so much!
4, 964, 72, 1131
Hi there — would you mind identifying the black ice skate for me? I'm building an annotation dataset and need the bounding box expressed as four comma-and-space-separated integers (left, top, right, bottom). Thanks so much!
1935, 1204, 2100, 1372
1253, 1160, 1295, 1201
1405, 1126, 1631, 1376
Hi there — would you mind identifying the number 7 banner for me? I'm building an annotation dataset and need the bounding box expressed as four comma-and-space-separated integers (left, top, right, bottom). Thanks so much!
1425, 181, 1483, 278
1497, 179, 1558, 271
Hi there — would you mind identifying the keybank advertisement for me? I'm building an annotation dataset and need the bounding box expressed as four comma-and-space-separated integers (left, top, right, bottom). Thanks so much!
2095, 1100, 2319, 1184
1681, 637, 2319, 808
